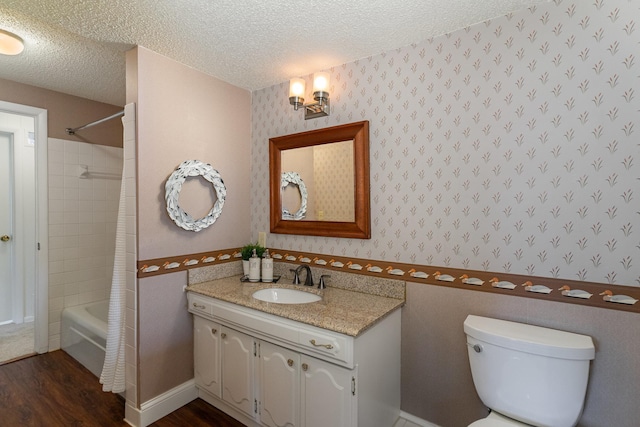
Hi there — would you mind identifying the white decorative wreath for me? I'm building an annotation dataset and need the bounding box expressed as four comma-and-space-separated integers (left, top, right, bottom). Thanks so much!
165, 160, 226, 232
281, 171, 307, 220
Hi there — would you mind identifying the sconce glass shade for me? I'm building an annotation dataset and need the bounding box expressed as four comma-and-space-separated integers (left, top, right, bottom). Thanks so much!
289, 78, 305, 97
0, 29, 24, 55
289, 77, 306, 110
288, 73, 330, 119
312, 72, 330, 101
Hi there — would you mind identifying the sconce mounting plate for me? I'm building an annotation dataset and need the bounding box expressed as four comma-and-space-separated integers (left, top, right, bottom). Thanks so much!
304, 99, 330, 120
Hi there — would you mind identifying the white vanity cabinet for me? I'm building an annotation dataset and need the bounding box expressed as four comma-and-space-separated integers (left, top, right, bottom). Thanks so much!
300, 355, 354, 427
189, 291, 401, 427
193, 316, 222, 398
221, 326, 256, 418
259, 340, 300, 427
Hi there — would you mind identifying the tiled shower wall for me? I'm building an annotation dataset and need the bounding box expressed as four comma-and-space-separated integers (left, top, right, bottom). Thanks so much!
252, 0, 640, 287
47, 138, 122, 349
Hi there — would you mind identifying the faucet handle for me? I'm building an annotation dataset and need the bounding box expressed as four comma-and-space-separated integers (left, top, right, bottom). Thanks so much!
290, 269, 301, 285
318, 274, 331, 289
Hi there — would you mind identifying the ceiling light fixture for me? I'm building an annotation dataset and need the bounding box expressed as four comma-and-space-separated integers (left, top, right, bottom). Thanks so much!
0, 29, 25, 55
289, 72, 330, 120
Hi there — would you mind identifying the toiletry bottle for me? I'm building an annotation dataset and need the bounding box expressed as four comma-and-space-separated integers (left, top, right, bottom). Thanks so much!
262, 249, 273, 283
249, 249, 261, 282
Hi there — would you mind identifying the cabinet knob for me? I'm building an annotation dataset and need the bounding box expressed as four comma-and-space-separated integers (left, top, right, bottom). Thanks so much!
221, 332, 227, 339
301, 363, 308, 371
211, 328, 217, 335
192, 302, 205, 309
287, 359, 294, 367
0, 235, 10, 242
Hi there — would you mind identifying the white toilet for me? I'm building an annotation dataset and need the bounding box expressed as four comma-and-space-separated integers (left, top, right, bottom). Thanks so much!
464, 315, 595, 427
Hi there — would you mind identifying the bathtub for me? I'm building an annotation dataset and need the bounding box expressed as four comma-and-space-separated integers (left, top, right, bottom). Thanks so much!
61, 300, 109, 379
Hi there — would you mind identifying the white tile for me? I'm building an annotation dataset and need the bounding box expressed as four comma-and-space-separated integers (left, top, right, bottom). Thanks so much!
78, 223, 94, 235
48, 174, 64, 189
49, 188, 64, 201
49, 236, 64, 249
48, 336, 61, 352
78, 154, 92, 167
64, 282, 79, 296
48, 149, 64, 164
78, 211, 93, 224
63, 224, 78, 236
48, 224, 64, 237
48, 296, 63, 310
63, 259, 79, 272
78, 188, 93, 203
78, 200, 92, 212
48, 261, 64, 274
64, 148, 79, 165
62, 212, 79, 224
48, 248, 64, 262
78, 142, 92, 156
48, 284, 64, 299
47, 138, 65, 152
63, 187, 78, 201
48, 161, 64, 176
49, 212, 65, 225
63, 295, 78, 307
93, 149, 106, 169
63, 175, 79, 189
62, 247, 79, 260
64, 140, 78, 154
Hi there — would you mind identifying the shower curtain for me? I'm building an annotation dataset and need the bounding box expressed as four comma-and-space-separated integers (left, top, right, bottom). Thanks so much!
100, 118, 127, 393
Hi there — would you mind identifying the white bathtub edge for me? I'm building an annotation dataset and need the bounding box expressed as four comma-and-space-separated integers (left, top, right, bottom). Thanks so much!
125, 379, 197, 427
62, 301, 108, 341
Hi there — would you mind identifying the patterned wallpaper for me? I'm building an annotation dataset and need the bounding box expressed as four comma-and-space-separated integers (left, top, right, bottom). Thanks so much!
251, 0, 640, 287
314, 141, 354, 221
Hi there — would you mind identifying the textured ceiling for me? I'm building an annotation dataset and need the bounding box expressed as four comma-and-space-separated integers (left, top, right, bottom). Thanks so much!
0, 0, 548, 106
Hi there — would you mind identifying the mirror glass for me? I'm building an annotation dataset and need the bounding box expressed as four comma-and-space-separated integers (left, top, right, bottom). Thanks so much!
281, 140, 354, 222
269, 121, 370, 239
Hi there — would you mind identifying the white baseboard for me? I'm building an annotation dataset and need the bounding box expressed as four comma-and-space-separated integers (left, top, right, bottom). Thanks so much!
124, 380, 198, 427
399, 410, 442, 427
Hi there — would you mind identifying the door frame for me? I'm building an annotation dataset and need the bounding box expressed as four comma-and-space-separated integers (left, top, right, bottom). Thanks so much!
0, 101, 48, 354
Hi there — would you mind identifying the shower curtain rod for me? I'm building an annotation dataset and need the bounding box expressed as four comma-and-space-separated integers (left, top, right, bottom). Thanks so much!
65, 110, 124, 135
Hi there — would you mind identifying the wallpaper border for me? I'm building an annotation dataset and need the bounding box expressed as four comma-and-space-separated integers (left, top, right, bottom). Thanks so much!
137, 247, 640, 314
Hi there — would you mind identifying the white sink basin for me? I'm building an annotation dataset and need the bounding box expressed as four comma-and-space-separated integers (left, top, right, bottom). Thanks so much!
252, 288, 322, 304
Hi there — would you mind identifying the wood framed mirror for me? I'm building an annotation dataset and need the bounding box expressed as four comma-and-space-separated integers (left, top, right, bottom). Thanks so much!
269, 121, 370, 239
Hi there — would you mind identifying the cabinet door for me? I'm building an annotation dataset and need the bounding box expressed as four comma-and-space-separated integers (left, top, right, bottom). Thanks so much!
222, 326, 256, 418
300, 356, 354, 427
193, 316, 222, 398
259, 341, 300, 427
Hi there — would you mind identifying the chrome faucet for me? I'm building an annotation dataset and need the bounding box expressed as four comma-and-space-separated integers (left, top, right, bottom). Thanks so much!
294, 265, 314, 286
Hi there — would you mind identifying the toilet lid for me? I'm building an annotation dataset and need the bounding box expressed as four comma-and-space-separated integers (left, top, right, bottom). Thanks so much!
468, 412, 531, 427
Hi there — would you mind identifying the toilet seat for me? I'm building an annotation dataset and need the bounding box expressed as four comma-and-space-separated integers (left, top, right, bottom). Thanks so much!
468, 411, 532, 427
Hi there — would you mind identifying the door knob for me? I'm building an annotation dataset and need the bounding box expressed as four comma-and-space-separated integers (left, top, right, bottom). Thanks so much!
0, 235, 10, 242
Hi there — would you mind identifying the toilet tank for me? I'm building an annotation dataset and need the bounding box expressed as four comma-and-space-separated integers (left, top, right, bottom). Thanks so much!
464, 315, 595, 427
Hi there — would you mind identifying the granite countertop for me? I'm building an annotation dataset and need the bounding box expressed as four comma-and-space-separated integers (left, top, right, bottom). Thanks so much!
186, 275, 405, 337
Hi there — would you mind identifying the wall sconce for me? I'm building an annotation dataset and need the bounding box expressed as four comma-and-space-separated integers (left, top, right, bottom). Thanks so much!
289, 72, 330, 120
0, 29, 24, 56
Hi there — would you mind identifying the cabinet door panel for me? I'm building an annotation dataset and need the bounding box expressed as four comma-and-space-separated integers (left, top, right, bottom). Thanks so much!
222, 326, 255, 418
301, 356, 354, 427
194, 316, 221, 398
260, 341, 300, 427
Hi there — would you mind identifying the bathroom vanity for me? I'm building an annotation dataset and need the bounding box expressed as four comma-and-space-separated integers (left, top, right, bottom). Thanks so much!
187, 275, 404, 427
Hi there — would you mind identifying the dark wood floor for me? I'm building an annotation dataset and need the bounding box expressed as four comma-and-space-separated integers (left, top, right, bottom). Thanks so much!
0, 350, 244, 426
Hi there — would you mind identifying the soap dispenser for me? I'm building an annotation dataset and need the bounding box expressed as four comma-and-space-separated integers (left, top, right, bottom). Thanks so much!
262, 249, 273, 283
249, 249, 261, 282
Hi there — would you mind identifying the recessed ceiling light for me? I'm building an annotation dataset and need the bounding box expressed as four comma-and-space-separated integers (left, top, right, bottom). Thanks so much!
0, 29, 25, 55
